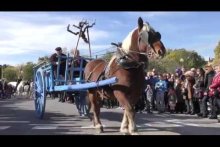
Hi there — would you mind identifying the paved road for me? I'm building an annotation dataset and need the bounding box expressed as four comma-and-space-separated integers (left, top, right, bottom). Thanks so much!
0, 97, 220, 135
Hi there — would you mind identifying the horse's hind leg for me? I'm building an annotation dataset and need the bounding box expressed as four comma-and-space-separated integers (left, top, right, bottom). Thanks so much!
120, 111, 129, 135
88, 91, 103, 133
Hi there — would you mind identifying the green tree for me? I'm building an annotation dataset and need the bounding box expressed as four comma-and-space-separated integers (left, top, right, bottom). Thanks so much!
146, 48, 206, 74
38, 55, 49, 63
160, 49, 206, 72
147, 60, 166, 73
22, 62, 35, 81
213, 41, 220, 65
3, 66, 18, 81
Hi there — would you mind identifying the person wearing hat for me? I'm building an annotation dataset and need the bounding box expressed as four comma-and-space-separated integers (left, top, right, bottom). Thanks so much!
198, 63, 215, 118
49, 47, 67, 81
183, 69, 196, 115
49, 47, 67, 102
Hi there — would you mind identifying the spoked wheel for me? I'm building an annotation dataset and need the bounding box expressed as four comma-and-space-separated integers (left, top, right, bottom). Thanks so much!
34, 68, 46, 119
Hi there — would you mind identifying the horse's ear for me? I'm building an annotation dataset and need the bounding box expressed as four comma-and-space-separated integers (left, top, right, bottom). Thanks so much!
156, 32, 161, 40
138, 17, 143, 30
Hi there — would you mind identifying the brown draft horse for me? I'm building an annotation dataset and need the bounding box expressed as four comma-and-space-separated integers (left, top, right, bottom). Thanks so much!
84, 17, 166, 135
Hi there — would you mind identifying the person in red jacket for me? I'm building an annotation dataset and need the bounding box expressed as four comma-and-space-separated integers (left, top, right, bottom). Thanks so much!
209, 64, 220, 120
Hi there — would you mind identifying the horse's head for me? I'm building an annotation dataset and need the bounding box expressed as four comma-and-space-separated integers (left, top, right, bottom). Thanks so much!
137, 17, 166, 58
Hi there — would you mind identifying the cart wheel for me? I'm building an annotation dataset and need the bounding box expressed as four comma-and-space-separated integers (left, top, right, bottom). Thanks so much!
34, 68, 46, 119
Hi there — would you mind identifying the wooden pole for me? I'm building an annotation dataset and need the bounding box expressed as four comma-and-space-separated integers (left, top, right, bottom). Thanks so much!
71, 29, 81, 82
74, 29, 81, 57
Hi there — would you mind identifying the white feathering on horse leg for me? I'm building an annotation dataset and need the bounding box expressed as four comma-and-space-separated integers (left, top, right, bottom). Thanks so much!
120, 111, 129, 134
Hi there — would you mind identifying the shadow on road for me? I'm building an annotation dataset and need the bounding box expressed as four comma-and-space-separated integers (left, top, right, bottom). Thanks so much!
0, 98, 90, 135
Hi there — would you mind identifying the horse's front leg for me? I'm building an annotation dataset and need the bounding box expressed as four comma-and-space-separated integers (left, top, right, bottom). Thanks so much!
120, 110, 129, 135
125, 104, 138, 135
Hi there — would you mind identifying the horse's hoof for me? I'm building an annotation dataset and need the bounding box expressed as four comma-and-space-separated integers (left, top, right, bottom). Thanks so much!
96, 126, 104, 134
120, 128, 129, 135
95, 124, 104, 134
122, 132, 130, 135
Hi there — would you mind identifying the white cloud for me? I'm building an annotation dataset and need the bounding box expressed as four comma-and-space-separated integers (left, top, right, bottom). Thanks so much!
0, 13, 114, 59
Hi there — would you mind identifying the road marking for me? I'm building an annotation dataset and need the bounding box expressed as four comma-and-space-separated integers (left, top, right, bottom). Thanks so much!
153, 122, 167, 124
0, 117, 16, 119
166, 119, 180, 122
50, 117, 77, 120
144, 124, 153, 127
172, 121, 183, 124
29, 124, 74, 127
173, 124, 183, 127
80, 124, 106, 129
0, 121, 30, 123
144, 128, 159, 131
165, 119, 200, 127
136, 125, 159, 130
32, 126, 58, 129
185, 123, 200, 127
0, 126, 10, 130
138, 122, 183, 128
80, 125, 95, 129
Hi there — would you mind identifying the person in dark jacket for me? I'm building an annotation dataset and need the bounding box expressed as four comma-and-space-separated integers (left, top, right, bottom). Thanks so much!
198, 63, 215, 118
49, 47, 67, 79
194, 68, 205, 116
50, 47, 67, 102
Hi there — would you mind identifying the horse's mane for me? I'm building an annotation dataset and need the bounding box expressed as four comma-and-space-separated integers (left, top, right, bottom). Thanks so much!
121, 28, 137, 53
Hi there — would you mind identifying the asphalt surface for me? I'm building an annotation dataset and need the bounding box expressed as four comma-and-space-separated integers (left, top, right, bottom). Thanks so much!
1, 97, 220, 135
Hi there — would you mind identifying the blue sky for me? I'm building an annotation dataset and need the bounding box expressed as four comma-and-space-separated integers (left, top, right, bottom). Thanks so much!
0, 12, 219, 66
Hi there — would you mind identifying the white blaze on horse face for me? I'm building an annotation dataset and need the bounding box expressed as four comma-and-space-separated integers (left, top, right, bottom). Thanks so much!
138, 24, 150, 52
139, 24, 150, 45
